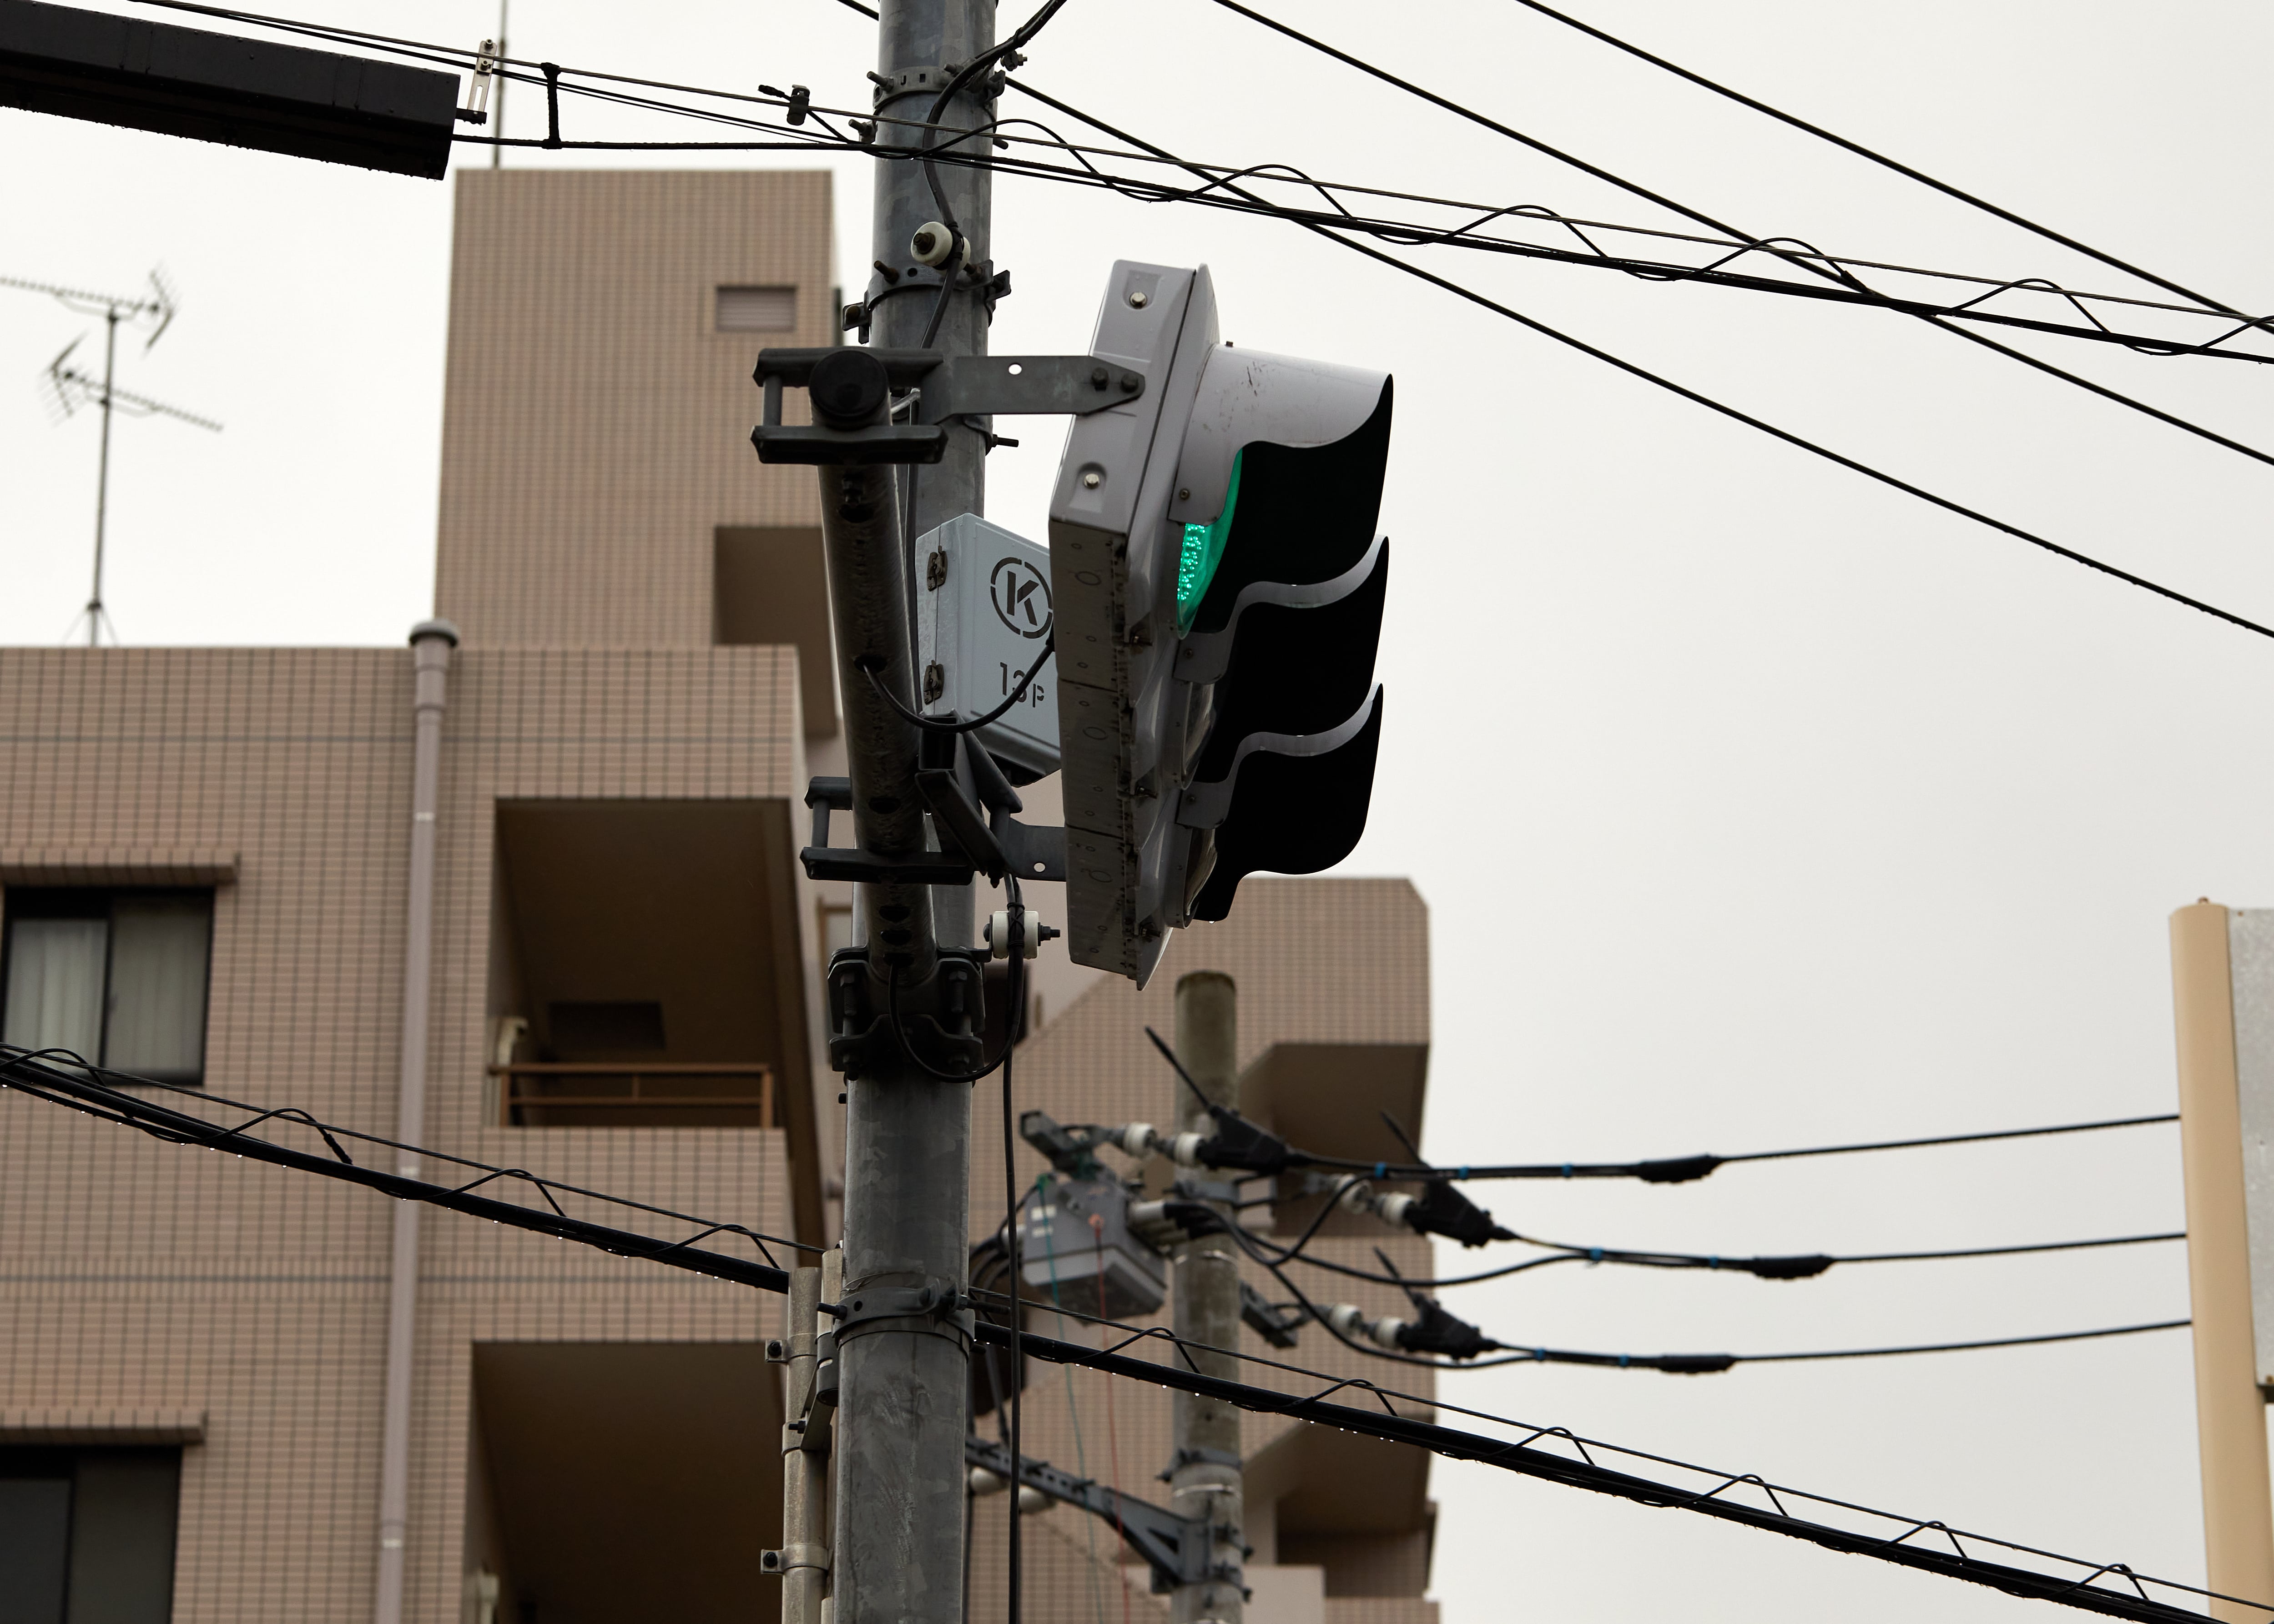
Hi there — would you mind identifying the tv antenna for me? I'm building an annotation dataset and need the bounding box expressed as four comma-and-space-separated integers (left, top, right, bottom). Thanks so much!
5, 269, 222, 646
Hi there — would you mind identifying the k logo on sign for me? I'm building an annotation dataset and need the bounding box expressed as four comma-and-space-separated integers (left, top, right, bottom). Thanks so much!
991, 556, 1052, 639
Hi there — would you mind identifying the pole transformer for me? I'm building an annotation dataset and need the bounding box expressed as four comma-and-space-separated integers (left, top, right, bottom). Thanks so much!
1170, 971, 1245, 1624
824, 2, 997, 1622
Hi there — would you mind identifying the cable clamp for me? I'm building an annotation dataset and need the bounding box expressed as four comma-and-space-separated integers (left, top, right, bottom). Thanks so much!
867, 61, 1002, 109
760, 1542, 832, 1576
1157, 1445, 1241, 1482
828, 1279, 974, 1351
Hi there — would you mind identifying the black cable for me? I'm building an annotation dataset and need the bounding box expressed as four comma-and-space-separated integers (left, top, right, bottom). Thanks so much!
1197, 0, 2274, 473
1009, 79, 2274, 646
982, 1319, 2249, 1624
858, 634, 1053, 734
1215, 1220, 2188, 1375
0, 1045, 805, 1282
1500, 0, 2265, 324
155, 0, 2273, 365
3, 1043, 2240, 1619
1268, 1109, 2181, 1184
1001, 902, 1026, 1624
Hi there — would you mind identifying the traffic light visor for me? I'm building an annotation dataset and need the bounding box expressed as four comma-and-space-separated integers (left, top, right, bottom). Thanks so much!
1176, 453, 1242, 636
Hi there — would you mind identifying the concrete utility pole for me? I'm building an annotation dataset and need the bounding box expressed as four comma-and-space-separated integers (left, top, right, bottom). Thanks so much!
825, 1, 995, 1621
2168, 902, 2274, 1623
1170, 971, 1245, 1624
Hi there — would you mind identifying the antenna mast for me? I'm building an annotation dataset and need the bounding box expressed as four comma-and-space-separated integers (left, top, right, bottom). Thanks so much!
8, 269, 222, 645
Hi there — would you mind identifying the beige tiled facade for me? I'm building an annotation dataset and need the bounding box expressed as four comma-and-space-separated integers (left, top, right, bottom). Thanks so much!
1, 167, 1438, 1624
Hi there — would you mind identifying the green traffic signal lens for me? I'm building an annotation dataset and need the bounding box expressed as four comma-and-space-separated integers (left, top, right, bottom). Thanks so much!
1176, 452, 1243, 636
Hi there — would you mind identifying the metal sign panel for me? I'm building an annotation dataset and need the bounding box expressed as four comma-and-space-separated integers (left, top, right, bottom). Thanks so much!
915, 512, 1059, 779
2229, 909, 2274, 1388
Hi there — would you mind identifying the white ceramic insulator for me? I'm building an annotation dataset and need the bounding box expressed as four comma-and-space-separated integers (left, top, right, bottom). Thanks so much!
911, 220, 954, 266
1168, 1131, 1206, 1167
968, 1467, 1008, 1497
1369, 1316, 1409, 1351
1017, 1486, 1053, 1515
1325, 1303, 1367, 1338
1375, 1192, 1416, 1227
1336, 1181, 1374, 1214
1119, 1123, 1159, 1157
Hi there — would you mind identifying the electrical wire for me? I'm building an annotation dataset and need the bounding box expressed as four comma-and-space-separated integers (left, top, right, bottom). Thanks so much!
1234, 1215, 2186, 1290
1037, 1172, 1107, 1624
2, 1044, 2244, 1621
859, 635, 1054, 734
1215, 1222, 2187, 1375
978, 1316, 2249, 1624
1195, 0, 2274, 471
1499, 0, 2267, 326
1007, 78, 2274, 646
1291, 1110, 2182, 1184
126, 0, 2274, 365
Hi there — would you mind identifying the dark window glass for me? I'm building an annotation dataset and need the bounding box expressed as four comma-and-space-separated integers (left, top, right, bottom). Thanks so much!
0, 890, 212, 1083
0, 1448, 180, 1624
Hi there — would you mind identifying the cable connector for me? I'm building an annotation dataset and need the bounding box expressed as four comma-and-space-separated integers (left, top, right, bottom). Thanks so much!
1325, 1296, 1501, 1362
1337, 1177, 1516, 1248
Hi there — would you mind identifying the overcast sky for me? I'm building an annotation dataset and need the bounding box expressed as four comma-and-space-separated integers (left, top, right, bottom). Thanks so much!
8, 0, 2274, 1619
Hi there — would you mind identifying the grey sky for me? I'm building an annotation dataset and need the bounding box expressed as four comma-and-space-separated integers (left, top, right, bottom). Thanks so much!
6, 0, 2270, 1617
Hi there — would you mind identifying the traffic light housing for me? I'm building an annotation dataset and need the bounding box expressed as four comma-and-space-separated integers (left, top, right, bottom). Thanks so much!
1049, 263, 1392, 983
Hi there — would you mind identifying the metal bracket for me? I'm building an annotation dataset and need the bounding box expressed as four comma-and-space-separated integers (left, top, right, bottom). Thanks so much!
760, 1542, 832, 1576
825, 945, 985, 1078
802, 777, 978, 886
829, 1280, 974, 1350
754, 349, 1144, 465
967, 1434, 1232, 1594
806, 774, 1065, 888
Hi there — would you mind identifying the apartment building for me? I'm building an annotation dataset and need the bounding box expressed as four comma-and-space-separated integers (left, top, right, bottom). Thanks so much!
0, 166, 1437, 1624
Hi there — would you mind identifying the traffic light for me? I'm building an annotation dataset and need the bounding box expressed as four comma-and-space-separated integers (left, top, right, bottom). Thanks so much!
1049, 263, 1392, 984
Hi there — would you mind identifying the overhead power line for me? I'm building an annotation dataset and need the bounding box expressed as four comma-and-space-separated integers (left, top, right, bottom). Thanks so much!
1196, 0, 2274, 472
1213, 1221, 2187, 1376
1248, 1222, 2187, 1291
125, 0, 2274, 368
1500, 0, 2265, 324
0, 1044, 812, 1275
2, 1043, 2244, 1623
1006, 78, 2274, 646
989, 1317, 2242, 1624
1309, 1110, 2183, 1185
122, 0, 2274, 376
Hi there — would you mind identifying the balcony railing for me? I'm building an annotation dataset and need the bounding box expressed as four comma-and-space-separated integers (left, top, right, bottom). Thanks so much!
490, 1062, 775, 1127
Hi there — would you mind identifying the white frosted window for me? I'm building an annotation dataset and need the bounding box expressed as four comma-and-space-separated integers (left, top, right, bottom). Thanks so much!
106, 896, 212, 1078
2, 916, 107, 1061
716, 285, 797, 332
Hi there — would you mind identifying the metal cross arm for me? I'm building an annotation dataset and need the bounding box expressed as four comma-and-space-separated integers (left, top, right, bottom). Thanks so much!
751, 346, 1147, 465
964, 1433, 1230, 1595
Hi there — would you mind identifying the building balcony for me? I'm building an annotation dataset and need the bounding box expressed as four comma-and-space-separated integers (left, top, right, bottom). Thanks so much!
490, 1061, 774, 1129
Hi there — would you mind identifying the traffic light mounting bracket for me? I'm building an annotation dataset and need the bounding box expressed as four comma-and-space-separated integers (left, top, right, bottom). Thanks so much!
753, 347, 1147, 465
803, 772, 1066, 886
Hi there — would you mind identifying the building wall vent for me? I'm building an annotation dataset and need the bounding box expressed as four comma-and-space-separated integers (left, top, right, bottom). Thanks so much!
715, 286, 797, 332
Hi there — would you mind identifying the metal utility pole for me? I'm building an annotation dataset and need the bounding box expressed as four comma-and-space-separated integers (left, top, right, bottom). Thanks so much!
2168, 901, 2274, 1624
1170, 971, 1245, 1624
823, 2, 995, 1621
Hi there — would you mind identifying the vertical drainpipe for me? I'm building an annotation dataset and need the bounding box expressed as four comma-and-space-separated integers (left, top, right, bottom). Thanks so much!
375, 618, 459, 1624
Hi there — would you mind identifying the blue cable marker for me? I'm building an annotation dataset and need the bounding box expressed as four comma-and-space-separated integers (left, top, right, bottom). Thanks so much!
1618, 1354, 1629, 1368
1709, 1256, 1720, 1269
1534, 1347, 1547, 1361
1561, 1162, 1573, 1178
1375, 1162, 1386, 1179
1458, 1166, 1469, 1179
1588, 1247, 1603, 1264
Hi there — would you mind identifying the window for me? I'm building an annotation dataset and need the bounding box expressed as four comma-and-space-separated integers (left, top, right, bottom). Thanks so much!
1, 890, 213, 1082
0, 1447, 182, 1624
714, 285, 796, 333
